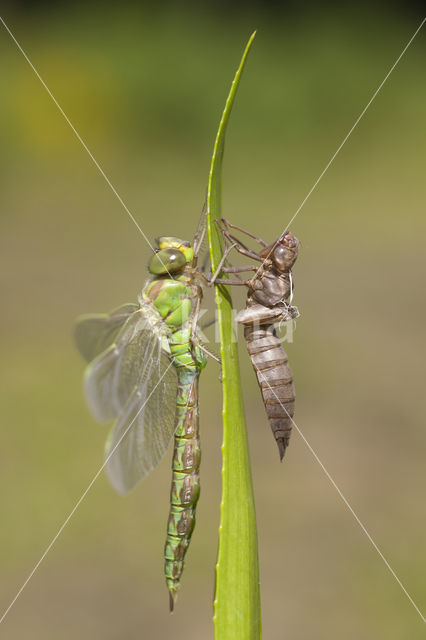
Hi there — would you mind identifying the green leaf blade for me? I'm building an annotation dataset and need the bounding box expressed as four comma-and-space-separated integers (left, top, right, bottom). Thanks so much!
206, 32, 261, 640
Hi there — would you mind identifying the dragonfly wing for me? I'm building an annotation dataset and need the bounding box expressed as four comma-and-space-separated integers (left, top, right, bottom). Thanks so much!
83, 305, 178, 493
192, 201, 207, 259
105, 344, 178, 494
84, 343, 122, 422
74, 303, 139, 362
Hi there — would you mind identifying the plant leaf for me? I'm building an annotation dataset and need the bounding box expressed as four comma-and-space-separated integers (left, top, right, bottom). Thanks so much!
206, 32, 261, 640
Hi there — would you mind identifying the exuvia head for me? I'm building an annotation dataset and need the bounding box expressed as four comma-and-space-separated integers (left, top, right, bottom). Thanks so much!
148, 236, 194, 275
259, 231, 299, 272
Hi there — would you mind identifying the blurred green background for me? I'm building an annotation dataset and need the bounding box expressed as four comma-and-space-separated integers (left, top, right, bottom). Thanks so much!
1, 2, 425, 638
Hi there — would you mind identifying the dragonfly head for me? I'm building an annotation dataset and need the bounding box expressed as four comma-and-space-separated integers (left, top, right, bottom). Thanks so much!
148, 237, 194, 275
259, 231, 299, 272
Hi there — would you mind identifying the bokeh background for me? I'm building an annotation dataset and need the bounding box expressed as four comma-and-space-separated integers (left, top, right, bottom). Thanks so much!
1, 2, 425, 638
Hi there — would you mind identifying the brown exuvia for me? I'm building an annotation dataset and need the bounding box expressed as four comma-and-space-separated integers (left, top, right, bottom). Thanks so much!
211, 221, 299, 459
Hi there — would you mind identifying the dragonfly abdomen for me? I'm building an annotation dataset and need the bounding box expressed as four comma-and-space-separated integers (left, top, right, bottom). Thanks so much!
164, 367, 201, 611
244, 322, 295, 460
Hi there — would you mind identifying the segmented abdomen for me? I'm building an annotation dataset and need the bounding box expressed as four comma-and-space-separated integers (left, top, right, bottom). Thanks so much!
244, 323, 295, 460
164, 367, 200, 610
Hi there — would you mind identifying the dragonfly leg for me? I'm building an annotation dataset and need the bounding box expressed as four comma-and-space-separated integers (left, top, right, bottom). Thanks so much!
220, 218, 268, 247
197, 343, 221, 364
208, 241, 239, 286
221, 265, 257, 274
215, 219, 261, 260
217, 222, 263, 263
216, 219, 252, 252
194, 249, 255, 288
229, 242, 263, 262
211, 278, 249, 286
193, 270, 211, 287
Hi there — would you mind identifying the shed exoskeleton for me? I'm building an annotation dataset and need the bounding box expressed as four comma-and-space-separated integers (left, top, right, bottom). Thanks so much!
210, 219, 299, 460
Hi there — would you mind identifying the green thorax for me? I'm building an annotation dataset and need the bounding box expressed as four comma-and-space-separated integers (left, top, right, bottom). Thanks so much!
144, 275, 192, 329
142, 275, 206, 371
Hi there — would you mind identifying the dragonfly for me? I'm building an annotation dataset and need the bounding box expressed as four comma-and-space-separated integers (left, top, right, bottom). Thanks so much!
74, 219, 210, 611
210, 218, 299, 460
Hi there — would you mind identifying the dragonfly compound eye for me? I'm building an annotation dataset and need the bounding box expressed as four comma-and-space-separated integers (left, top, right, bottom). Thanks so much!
148, 248, 187, 275
272, 245, 295, 271
272, 233, 299, 271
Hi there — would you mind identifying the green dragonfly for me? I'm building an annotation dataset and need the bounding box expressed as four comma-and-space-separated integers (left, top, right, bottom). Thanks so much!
75, 222, 210, 610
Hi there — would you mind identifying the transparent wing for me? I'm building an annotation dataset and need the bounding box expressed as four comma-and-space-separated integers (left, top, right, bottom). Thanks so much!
83, 305, 178, 494
74, 303, 139, 362
192, 200, 213, 278
192, 201, 207, 258
104, 347, 177, 494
